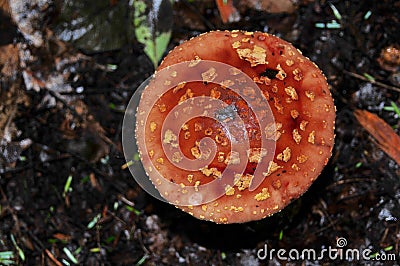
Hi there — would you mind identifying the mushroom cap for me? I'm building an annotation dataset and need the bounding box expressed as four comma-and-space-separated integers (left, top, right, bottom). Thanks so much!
135, 30, 335, 224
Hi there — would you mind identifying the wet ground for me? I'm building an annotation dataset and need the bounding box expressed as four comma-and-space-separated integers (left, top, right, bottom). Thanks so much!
0, 0, 399, 265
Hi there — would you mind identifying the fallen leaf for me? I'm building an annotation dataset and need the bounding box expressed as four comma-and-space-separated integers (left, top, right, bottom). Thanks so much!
216, 0, 240, 23
241, 0, 298, 14
53, 0, 130, 52
52, 233, 72, 242
354, 109, 400, 165
0, 0, 10, 14
0, 44, 30, 169
0, 44, 19, 77
9, 0, 47, 47
133, 0, 173, 68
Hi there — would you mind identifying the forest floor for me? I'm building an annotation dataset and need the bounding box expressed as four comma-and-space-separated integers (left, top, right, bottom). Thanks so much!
0, 0, 399, 265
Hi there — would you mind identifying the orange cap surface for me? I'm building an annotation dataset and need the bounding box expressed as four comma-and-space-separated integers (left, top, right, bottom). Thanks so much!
136, 31, 335, 223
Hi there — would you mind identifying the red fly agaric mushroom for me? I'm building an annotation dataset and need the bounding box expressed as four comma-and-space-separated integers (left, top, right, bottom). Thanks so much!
135, 30, 335, 224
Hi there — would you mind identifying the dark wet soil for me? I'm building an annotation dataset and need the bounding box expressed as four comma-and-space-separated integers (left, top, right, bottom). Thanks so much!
1, 0, 399, 265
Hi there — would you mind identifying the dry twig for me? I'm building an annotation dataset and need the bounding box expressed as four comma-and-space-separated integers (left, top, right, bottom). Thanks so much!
344, 70, 400, 93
